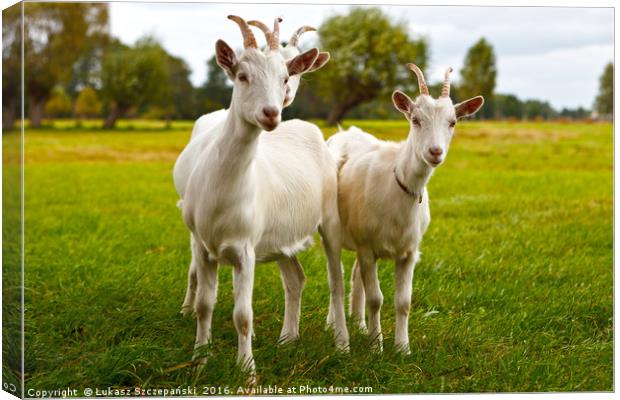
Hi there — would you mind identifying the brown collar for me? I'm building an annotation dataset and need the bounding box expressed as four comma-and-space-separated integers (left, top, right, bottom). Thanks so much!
393, 168, 423, 204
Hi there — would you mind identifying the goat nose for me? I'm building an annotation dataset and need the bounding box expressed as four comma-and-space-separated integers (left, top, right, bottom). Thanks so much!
262, 107, 279, 119
429, 147, 443, 156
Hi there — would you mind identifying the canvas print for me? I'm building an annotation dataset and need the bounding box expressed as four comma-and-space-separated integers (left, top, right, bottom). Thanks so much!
2, 1, 613, 397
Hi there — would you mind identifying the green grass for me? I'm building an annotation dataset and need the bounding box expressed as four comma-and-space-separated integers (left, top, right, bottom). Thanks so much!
4, 119, 612, 393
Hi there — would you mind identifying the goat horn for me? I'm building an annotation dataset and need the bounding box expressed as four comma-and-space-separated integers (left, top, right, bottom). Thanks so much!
248, 20, 270, 34
248, 17, 282, 51
271, 17, 281, 51
288, 25, 316, 48
441, 67, 453, 98
407, 63, 429, 96
228, 15, 257, 49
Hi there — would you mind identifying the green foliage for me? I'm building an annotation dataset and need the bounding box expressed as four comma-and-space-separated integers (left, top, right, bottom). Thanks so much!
459, 38, 497, 118
283, 80, 330, 120
2, 4, 601, 125
21, 3, 109, 126
44, 87, 72, 118
100, 36, 171, 128
523, 99, 558, 120
75, 87, 102, 118
559, 107, 590, 120
2, 3, 22, 130
8, 120, 612, 392
493, 94, 523, 119
594, 62, 613, 115
197, 56, 232, 113
164, 55, 198, 119
315, 7, 428, 123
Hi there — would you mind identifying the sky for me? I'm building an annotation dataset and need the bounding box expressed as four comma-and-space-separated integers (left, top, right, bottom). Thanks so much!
109, 3, 614, 110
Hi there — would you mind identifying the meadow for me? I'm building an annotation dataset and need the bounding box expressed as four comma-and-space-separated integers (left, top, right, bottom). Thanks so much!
2, 118, 613, 394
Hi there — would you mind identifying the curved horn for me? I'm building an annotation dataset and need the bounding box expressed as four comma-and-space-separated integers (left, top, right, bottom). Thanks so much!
441, 67, 453, 98
407, 63, 429, 96
228, 15, 257, 49
247, 20, 270, 35
287, 25, 316, 48
248, 17, 282, 51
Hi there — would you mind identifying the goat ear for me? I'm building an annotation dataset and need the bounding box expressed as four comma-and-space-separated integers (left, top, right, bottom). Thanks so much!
287, 47, 319, 76
215, 39, 238, 79
455, 96, 484, 119
392, 90, 414, 115
307, 51, 330, 73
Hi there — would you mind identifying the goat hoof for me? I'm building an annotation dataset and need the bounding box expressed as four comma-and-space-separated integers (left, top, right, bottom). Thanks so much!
370, 342, 383, 353
245, 371, 257, 387
395, 342, 411, 355
192, 356, 207, 369
278, 333, 299, 345
192, 342, 211, 367
325, 311, 335, 328
180, 304, 194, 317
335, 339, 350, 353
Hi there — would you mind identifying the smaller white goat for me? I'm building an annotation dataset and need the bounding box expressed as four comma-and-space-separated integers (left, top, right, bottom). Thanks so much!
327, 64, 484, 353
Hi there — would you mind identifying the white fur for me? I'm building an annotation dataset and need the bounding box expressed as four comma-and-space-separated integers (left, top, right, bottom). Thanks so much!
180, 42, 348, 376
327, 92, 483, 354
174, 38, 319, 207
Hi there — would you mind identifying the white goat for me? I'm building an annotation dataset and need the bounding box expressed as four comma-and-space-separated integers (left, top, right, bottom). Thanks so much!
181, 16, 349, 375
187, 25, 327, 142
327, 64, 484, 353
174, 23, 329, 201
173, 23, 329, 317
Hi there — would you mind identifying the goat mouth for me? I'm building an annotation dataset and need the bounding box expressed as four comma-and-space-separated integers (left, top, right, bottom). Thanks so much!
257, 118, 279, 132
425, 157, 443, 167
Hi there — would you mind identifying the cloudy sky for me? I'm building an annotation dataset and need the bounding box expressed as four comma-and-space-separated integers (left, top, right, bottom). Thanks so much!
109, 2, 613, 110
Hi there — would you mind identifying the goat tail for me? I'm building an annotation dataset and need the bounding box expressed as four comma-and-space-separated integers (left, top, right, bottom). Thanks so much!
326, 123, 345, 147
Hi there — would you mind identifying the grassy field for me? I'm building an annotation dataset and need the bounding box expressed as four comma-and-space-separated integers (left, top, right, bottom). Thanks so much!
3, 119, 613, 394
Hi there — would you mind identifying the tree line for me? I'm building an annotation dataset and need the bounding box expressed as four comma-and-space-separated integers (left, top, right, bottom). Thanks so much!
2, 4, 613, 130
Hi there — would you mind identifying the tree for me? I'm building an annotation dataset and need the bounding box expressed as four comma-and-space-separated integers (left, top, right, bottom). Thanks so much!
459, 38, 497, 119
65, 17, 110, 98
315, 7, 428, 124
44, 87, 72, 118
560, 107, 589, 120
100, 36, 170, 128
3, 3, 22, 130
283, 78, 330, 120
493, 94, 523, 120
21, 3, 109, 127
163, 55, 197, 120
523, 99, 557, 120
197, 55, 232, 114
594, 62, 613, 116
74, 87, 102, 118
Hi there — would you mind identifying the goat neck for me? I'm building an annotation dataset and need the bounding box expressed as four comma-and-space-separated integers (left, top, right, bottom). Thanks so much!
213, 101, 263, 174
394, 133, 434, 201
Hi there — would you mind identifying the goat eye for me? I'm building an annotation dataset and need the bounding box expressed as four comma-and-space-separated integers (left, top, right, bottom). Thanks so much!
284, 77, 289, 84
449, 121, 456, 128
411, 117, 421, 126
238, 73, 248, 82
